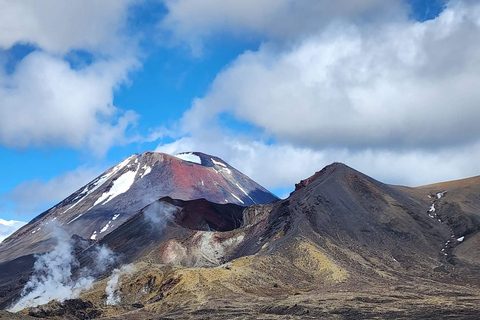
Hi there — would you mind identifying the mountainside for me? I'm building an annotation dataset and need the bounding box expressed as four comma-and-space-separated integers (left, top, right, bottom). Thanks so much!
0, 151, 277, 264
69, 163, 480, 319
3, 161, 480, 318
399, 175, 480, 266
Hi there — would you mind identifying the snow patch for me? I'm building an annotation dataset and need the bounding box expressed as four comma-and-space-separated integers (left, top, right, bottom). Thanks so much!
66, 213, 84, 225
221, 167, 231, 174
428, 204, 435, 213
235, 183, 256, 204
211, 158, 227, 167
230, 192, 244, 205
140, 165, 152, 178
90, 231, 97, 240
94, 170, 137, 206
100, 221, 112, 233
112, 214, 120, 221
63, 155, 136, 213
437, 191, 446, 199
175, 153, 201, 164
457, 236, 465, 242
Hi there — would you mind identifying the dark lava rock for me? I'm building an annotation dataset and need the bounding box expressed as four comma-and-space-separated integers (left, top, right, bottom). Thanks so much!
26, 299, 101, 319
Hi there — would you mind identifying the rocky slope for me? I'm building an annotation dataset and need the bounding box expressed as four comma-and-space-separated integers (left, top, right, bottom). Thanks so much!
3, 162, 480, 318
0, 151, 277, 264
74, 164, 480, 318
398, 175, 480, 267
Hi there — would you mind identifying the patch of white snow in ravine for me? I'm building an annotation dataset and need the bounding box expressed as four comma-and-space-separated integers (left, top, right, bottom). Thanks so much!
235, 183, 256, 204
112, 214, 120, 221
457, 236, 465, 242
140, 165, 152, 178
91, 231, 97, 240
211, 158, 231, 174
437, 191, 446, 199
211, 158, 227, 167
100, 221, 112, 233
63, 155, 137, 213
66, 213, 84, 225
94, 170, 137, 206
230, 192, 244, 205
429, 204, 436, 212
175, 153, 201, 164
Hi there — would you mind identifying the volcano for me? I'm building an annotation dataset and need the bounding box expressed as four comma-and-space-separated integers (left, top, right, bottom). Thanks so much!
2, 161, 480, 318
0, 151, 277, 265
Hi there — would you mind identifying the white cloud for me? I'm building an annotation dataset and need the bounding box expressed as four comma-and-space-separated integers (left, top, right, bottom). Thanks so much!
0, 0, 137, 54
0, 219, 27, 243
157, 136, 325, 188
157, 136, 480, 189
0, 0, 143, 154
0, 52, 139, 154
181, 1, 480, 150
158, 0, 480, 189
2, 166, 102, 216
161, 0, 406, 51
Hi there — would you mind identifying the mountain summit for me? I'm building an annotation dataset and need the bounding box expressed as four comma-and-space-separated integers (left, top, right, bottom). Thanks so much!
0, 151, 277, 263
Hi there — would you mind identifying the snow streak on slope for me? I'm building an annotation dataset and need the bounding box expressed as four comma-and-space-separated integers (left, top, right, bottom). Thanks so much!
236, 183, 256, 204
94, 167, 138, 206
64, 156, 135, 212
140, 165, 152, 178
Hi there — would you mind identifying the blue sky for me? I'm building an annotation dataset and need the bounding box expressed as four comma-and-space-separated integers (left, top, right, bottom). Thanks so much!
2, 0, 480, 224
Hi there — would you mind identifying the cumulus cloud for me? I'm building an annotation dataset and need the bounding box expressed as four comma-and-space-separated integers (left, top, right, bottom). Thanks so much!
2, 165, 101, 216
0, 0, 141, 153
0, 219, 26, 243
181, 1, 480, 149
161, 0, 406, 51
0, 52, 139, 154
0, 0, 137, 54
157, 136, 480, 189
158, 0, 480, 189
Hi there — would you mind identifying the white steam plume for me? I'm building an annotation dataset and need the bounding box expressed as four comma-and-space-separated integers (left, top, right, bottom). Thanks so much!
9, 228, 118, 312
9, 228, 92, 312
90, 245, 117, 275
143, 200, 178, 230
105, 264, 135, 306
